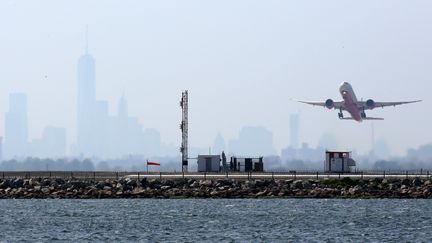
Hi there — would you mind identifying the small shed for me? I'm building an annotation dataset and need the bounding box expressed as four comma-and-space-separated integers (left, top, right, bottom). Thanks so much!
324, 151, 356, 173
197, 155, 220, 172
229, 156, 264, 172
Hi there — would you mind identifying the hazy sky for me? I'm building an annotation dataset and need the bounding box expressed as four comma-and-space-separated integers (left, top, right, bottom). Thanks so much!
0, 1, 431, 156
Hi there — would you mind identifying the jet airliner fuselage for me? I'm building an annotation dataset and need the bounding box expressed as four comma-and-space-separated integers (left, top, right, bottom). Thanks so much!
297, 82, 421, 122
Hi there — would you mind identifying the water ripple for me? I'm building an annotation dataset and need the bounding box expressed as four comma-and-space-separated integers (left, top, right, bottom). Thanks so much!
0, 199, 430, 242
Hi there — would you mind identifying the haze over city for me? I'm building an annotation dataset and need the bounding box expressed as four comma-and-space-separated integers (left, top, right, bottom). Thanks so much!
0, 1, 431, 163
1, 3, 432, 242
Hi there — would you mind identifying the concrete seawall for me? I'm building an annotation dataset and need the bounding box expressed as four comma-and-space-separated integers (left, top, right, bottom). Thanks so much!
0, 177, 431, 199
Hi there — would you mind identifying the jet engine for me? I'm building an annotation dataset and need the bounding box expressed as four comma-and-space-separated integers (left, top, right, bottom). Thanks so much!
325, 99, 334, 109
366, 99, 375, 109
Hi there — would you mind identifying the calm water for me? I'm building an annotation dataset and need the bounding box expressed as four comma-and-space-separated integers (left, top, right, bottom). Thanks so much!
0, 199, 430, 242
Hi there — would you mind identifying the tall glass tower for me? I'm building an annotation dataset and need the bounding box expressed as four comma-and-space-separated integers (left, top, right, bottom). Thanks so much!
76, 30, 96, 155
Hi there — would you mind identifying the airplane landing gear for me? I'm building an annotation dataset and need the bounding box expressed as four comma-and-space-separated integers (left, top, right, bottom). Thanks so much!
338, 110, 344, 119
361, 109, 366, 119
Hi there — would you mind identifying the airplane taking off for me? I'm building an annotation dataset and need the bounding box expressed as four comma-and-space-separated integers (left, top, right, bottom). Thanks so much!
297, 82, 421, 122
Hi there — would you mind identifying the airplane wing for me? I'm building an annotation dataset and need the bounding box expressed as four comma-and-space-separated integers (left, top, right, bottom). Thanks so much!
359, 100, 422, 110
295, 100, 345, 110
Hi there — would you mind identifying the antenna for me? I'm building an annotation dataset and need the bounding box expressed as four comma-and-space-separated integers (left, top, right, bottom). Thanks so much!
180, 90, 189, 172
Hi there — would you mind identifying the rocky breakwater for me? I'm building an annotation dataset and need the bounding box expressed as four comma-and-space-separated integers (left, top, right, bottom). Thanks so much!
0, 177, 431, 199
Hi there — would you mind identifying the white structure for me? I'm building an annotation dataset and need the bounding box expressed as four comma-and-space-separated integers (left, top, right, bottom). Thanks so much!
197, 155, 220, 172
324, 151, 356, 172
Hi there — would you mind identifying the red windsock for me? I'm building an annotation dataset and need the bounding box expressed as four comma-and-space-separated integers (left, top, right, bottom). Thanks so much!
147, 161, 160, 166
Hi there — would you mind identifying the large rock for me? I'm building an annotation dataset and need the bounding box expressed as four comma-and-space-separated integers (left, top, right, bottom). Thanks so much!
103, 186, 112, 191
161, 186, 171, 191
125, 178, 137, 187
348, 185, 363, 195
28, 178, 40, 187
388, 183, 397, 191
401, 179, 411, 186
302, 181, 312, 189
285, 179, 294, 184
412, 178, 422, 187
291, 180, 304, 189
116, 183, 123, 190
255, 180, 269, 188
255, 191, 267, 197
139, 178, 148, 187
55, 178, 66, 185
0, 180, 10, 189
96, 181, 106, 190
41, 187, 50, 194
244, 180, 256, 188
210, 190, 220, 197
41, 179, 51, 187
190, 181, 199, 188
199, 180, 213, 187
102, 190, 112, 197
12, 178, 24, 188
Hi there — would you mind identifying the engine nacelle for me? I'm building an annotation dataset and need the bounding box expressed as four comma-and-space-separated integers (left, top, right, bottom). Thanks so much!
366, 99, 375, 109
325, 99, 334, 109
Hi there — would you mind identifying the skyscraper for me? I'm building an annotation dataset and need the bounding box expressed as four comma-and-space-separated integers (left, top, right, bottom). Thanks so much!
76, 31, 96, 156
289, 113, 299, 149
73, 31, 162, 159
4, 93, 28, 158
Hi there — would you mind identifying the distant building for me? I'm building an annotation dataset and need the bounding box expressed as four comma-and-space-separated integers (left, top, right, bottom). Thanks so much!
4, 93, 28, 158
118, 94, 128, 118
76, 46, 97, 156
318, 133, 338, 150
290, 113, 299, 149
29, 126, 67, 158
229, 126, 276, 156
281, 146, 297, 161
212, 132, 226, 154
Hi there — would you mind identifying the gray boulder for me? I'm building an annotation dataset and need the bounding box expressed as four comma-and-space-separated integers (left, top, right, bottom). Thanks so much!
291, 180, 304, 189
412, 178, 422, 187
41, 187, 50, 194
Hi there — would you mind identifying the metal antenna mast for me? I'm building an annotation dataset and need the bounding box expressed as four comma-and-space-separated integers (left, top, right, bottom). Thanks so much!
180, 90, 188, 172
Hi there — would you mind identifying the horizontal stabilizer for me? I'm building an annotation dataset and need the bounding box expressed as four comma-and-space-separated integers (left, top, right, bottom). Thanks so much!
339, 117, 384, 120
363, 117, 384, 120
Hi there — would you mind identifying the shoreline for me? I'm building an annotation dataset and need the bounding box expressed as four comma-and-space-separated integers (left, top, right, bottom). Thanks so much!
0, 177, 431, 199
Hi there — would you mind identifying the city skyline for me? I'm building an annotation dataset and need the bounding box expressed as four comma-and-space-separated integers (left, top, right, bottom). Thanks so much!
0, 1, 430, 158
0, 43, 428, 159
